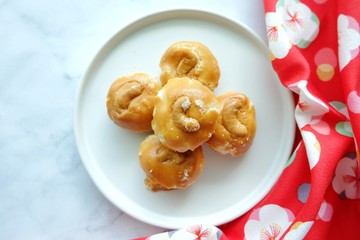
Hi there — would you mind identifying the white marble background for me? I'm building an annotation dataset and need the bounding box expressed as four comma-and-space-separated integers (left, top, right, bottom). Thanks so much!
0, 0, 266, 239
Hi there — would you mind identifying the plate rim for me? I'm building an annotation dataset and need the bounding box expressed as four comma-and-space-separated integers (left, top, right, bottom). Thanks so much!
73, 8, 295, 229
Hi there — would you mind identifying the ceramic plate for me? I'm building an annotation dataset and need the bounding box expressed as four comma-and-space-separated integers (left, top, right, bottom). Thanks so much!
74, 9, 295, 229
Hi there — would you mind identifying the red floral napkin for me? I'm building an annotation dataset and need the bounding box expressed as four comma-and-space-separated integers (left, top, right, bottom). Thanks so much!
136, 0, 360, 239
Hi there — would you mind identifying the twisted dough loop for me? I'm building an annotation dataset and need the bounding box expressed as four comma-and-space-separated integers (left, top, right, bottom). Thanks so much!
160, 41, 220, 90
172, 96, 200, 133
222, 97, 248, 137
207, 92, 256, 157
177, 53, 198, 76
155, 143, 186, 165
106, 73, 161, 132
138, 135, 204, 191
114, 81, 142, 114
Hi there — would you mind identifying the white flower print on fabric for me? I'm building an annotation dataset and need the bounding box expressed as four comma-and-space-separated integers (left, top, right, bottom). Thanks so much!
244, 204, 295, 240
146, 232, 169, 240
301, 130, 321, 169
266, 12, 292, 59
149, 225, 223, 240
332, 154, 360, 199
347, 90, 360, 114
277, 0, 320, 47
287, 80, 327, 169
317, 200, 333, 222
288, 80, 329, 131
265, 0, 320, 59
283, 221, 314, 240
338, 14, 360, 70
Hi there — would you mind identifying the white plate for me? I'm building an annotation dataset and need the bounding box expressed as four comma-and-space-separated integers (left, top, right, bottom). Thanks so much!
74, 9, 295, 229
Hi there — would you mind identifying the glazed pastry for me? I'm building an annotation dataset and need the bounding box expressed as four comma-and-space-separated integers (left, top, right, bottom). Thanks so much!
152, 77, 219, 152
207, 92, 256, 157
159, 41, 220, 90
138, 134, 204, 191
106, 73, 161, 132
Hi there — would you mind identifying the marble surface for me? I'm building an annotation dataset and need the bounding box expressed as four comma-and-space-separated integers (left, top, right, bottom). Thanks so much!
0, 1, 267, 239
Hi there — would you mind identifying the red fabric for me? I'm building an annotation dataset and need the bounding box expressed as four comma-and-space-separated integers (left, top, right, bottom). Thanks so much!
219, 0, 360, 239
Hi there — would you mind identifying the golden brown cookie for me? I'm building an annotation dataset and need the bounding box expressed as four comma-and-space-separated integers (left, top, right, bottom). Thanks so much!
138, 134, 204, 191
159, 41, 220, 90
152, 77, 219, 152
106, 73, 161, 132
207, 92, 256, 157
